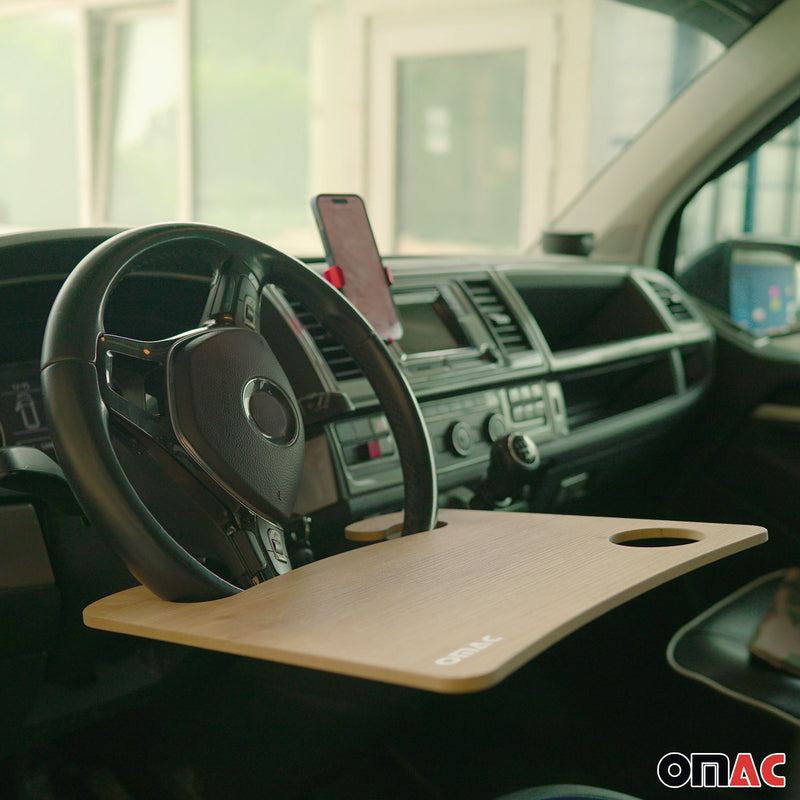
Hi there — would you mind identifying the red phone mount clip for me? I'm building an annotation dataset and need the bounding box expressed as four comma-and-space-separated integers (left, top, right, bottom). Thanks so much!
323, 265, 345, 289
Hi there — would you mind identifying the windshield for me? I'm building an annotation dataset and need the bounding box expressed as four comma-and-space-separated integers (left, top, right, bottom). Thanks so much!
0, 0, 724, 256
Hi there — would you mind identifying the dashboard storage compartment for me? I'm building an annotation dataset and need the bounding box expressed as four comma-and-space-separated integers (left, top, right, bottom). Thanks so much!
508, 272, 669, 355
559, 353, 677, 430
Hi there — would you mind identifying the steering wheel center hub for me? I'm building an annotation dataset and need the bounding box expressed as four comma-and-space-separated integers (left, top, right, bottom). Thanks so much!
168, 326, 304, 522
243, 378, 298, 445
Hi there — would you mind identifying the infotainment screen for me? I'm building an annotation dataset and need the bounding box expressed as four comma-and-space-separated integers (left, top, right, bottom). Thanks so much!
395, 290, 470, 355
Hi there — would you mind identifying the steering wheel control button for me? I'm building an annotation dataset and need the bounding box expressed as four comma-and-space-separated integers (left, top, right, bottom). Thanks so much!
243, 378, 298, 446
448, 421, 473, 457
257, 519, 291, 575
268, 528, 288, 559
243, 295, 257, 328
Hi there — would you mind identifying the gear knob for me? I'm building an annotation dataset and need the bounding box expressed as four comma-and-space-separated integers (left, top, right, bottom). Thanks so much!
471, 433, 541, 508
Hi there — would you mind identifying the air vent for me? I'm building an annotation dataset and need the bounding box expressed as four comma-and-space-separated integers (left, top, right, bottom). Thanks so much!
285, 296, 363, 382
646, 279, 695, 322
463, 278, 530, 354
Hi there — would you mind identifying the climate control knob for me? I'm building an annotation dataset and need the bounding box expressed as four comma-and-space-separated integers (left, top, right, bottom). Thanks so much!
484, 412, 507, 443
447, 421, 473, 457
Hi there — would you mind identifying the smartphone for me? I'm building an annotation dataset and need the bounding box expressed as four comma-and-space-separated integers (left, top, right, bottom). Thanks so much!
311, 194, 402, 342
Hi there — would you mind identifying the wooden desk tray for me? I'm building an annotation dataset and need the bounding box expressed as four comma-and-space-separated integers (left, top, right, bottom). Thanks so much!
84, 509, 766, 694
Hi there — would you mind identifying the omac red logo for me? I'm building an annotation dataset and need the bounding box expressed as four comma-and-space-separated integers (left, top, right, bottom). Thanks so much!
657, 752, 786, 789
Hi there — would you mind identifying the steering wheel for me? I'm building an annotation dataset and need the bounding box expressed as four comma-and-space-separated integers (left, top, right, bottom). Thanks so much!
41, 223, 437, 602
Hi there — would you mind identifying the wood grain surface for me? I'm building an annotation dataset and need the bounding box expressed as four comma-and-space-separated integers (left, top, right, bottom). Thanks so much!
84, 509, 766, 693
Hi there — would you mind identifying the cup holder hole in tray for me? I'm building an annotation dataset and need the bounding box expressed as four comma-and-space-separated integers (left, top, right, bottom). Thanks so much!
610, 528, 703, 547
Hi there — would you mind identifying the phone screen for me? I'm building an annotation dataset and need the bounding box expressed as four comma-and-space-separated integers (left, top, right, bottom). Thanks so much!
312, 194, 402, 342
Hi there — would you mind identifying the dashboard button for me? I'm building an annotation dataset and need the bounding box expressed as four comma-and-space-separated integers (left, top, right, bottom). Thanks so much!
371, 415, 389, 434
337, 421, 357, 442
353, 418, 373, 439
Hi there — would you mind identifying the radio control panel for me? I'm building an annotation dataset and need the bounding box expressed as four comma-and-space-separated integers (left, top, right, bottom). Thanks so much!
331, 382, 559, 497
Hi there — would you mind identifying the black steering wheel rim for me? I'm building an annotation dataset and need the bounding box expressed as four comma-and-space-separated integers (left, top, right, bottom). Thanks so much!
41, 222, 437, 601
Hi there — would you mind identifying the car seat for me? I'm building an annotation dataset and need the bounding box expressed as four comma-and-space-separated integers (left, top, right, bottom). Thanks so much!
668, 569, 800, 726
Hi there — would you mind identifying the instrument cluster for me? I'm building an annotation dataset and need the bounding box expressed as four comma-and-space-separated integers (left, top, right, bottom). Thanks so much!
0, 360, 54, 458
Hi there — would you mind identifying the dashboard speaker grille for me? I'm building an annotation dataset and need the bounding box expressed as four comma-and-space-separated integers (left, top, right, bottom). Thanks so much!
463, 278, 530, 354
645, 279, 695, 322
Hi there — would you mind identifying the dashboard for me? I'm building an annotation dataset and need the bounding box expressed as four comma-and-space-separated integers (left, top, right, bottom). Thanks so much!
0, 227, 715, 743
0, 228, 713, 547
274, 257, 713, 541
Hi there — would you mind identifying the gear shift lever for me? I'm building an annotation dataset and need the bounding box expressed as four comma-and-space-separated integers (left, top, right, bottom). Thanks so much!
471, 433, 541, 509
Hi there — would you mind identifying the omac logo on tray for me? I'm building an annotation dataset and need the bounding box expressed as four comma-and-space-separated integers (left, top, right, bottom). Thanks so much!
657, 752, 786, 789
435, 635, 503, 666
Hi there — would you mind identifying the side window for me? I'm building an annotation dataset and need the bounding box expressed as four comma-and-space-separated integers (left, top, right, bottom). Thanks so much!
676, 117, 800, 337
